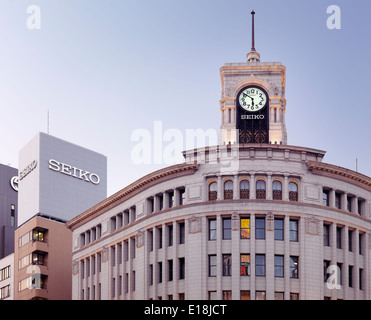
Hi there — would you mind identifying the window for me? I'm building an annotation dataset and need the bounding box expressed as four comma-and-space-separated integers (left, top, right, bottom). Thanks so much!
324, 260, 330, 282
158, 262, 162, 283
272, 180, 282, 200
359, 233, 364, 255
274, 218, 284, 240
208, 182, 217, 201
32, 228, 46, 243
274, 292, 284, 300
240, 217, 250, 239
290, 219, 298, 241
359, 269, 363, 290
179, 258, 185, 280
222, 254, 231, 276
240, 254, 250, 276
10, 204, 15, 227
289, 182, 298, 201
255, 217, 265, 239
349, 265, 353, 288
178, 222, 185, 244
348, 229, 353, 252
168, 224, 173, 247
209, 255, 217, 277
336, 227, 342, 249
149, 265, 153, 285
168, 260, 173, 282
347, 196, 352, 212
0, 266, 10, 281
335, 192, 341, 209
256, 180, 266, 199
240, 180, 249, 199
157, 227, 162, 249
208, 219, 217, 241
323, 224, 330, 246
323, 189, 330, 206
168, 191, 175, 208
179, 188, 186, 205
223, 291, 232, 300
208, 291, 217, 300
240, 291, 250, 300
290, 293, 299, 300
224, 180, 233, 200
255, 291, 266, 300
274, 255, 284, 277
255, 254, 265, 276
290, 256, 299, 278
337, 263, 342, 285
223, 217, 231, 240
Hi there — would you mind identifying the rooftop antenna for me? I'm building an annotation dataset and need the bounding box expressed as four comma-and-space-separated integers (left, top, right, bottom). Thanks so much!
251, 10, 256, 51
247, 10, 260, 62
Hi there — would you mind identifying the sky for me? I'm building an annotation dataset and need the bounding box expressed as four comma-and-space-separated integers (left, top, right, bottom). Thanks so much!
0, 0, 370, 196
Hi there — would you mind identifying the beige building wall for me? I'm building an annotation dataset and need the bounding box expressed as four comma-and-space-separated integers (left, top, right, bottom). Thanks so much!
14, 216, 72, 300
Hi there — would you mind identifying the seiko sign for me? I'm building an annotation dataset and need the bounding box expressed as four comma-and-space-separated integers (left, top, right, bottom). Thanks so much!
19, 160, 38, 180
48, 159, 101, 185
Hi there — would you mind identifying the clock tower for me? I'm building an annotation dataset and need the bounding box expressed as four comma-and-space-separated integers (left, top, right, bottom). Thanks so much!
219, 11, 287, 145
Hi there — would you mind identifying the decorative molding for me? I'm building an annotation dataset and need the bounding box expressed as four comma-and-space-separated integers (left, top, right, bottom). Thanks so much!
72, 260, 79, 275
305, 216, 320, 235
101, 246, 109, 263
232, 212, 239, 231
188, 215, 202, 234
266, 212, 274, 231
136, 230, 145, 248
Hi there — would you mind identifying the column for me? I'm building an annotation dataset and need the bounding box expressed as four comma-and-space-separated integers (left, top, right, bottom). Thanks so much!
283, 175, 289, 201
233, 175, 239, 199
266, 174, 272, 200
217, 176, 222, 200
250, 174, 256, 200
329, 190, 336, 208
250, 213, 256, 299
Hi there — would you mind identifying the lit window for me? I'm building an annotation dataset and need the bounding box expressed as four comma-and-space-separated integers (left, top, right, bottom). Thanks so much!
240, 217, 250, 239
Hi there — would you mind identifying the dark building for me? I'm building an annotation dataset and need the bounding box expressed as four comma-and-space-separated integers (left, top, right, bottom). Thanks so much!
0, 164, 18, 259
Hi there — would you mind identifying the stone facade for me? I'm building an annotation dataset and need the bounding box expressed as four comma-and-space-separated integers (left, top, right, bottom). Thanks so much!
67, 144, 371, 300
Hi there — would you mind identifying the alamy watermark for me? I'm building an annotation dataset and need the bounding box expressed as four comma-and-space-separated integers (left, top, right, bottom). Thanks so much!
130, 121, 240, 173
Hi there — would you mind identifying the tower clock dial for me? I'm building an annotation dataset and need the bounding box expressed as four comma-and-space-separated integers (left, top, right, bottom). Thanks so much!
238, 87, 267, 112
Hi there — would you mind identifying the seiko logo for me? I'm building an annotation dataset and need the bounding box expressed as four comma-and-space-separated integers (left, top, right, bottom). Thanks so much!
19, 160, 38, 180
48, 159, 100, 185
241, 114, 265, 120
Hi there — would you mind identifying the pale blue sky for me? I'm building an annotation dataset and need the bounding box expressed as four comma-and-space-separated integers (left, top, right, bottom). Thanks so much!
0, 0, 370, 196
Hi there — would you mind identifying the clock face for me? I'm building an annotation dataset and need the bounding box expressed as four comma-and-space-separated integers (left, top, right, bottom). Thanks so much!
238, 87, 267, 112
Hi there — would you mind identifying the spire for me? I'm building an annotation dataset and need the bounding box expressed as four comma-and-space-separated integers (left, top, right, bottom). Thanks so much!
251, 10, 255, 51
247, 10, 260, 63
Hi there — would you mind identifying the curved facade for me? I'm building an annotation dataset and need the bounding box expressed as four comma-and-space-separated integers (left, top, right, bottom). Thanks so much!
67, 144, 371, 300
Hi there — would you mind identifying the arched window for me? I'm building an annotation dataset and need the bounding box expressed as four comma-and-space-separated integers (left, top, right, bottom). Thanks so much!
256, 180, 266, 199
209, 182, 217, 201
224, 180, 233, 200
289, 182, 298, 201
272, 180, 282, 200
240, 180, 250, 199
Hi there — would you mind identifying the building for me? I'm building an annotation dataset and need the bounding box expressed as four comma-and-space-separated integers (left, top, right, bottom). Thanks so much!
66, 13, 371, 300
0, 164, 18, 259
0, 253, 14, 300
14, 132, 107, 300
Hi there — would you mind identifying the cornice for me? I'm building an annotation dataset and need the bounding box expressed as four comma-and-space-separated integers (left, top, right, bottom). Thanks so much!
66, 162, 199, 230
307, 161, 371, 191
